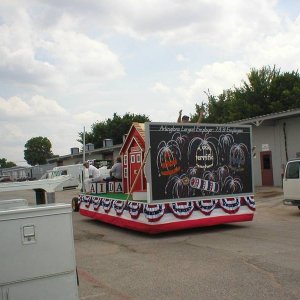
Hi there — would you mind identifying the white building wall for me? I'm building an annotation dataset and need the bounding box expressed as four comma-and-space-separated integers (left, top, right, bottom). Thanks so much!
252, 125, 276, 186
251, 115, 300, 187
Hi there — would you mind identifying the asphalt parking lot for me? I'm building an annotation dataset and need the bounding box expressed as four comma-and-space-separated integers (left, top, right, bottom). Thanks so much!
1, 187, 300, 300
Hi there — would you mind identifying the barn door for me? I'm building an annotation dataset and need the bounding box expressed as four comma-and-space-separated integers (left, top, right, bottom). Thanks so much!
130, 152, 142, 191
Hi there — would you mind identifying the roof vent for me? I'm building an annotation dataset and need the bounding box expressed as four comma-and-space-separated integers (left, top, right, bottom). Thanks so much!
70, 147, 79, 155
85, 143, 94, 151
103, 139, 113, 148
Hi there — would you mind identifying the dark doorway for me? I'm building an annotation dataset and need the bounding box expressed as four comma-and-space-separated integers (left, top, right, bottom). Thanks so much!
260, 151, 274, 186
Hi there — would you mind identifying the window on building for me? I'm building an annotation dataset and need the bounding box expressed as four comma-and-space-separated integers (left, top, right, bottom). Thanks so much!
263, 155, 271, 169
131, 154, 135, 163
124, 168, 128, 178
136, 153, 141, 163
124, 155, 128, 165
286, 161, 300, 179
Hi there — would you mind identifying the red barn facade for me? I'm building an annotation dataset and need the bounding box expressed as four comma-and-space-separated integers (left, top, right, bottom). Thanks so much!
120, 123, 147, 194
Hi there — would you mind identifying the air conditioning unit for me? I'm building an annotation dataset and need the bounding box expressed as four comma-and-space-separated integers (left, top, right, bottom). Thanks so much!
103, 139, 113, 148
85, 143, 94, 151
70, 147, 79, 155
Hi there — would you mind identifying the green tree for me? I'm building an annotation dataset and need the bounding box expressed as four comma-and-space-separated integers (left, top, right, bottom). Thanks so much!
0, 158, 16, 168
78, 112, 150, 148
197, 66, 300, 123
24, 137, 53, 166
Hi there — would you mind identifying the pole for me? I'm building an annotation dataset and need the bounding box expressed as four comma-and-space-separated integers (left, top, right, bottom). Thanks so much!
126, 147, 151, 201
82, 126, 86, 193
83, 126, 86, 163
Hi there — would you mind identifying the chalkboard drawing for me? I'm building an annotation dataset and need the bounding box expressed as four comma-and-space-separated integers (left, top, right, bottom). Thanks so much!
187, 166, 199, 176
223, 176, 243, 193
217, 165, 230, 190
219, 134, 234, 148
190, 177, 220, 193
157, 141, 181, 176
229, 143, 249, 171
172, 132, 187, 145
165, 174, 192, 198
188, 136, 219, 170
120, 122, 147, 194
218, 134, 234, 162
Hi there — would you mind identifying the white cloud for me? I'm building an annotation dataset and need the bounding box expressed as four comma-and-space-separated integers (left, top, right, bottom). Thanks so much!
44, 30, 125, 82
174, 61, 249, 106
0, 20, 58, 87
151, 82, 171, 94
176, 54, 189, 62
18, 0, 281, 50
179, 70, 193, 83
0, 3, 125, 91
74, 111, 104, 128
46, 0, 281, 50
0, 95, 66, 118
0, 95, 82, 163
244, 16, 300, 70
0, 96, 32, 117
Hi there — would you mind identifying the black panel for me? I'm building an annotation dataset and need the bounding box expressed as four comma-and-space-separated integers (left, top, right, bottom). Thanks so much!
147, 123, 253, 201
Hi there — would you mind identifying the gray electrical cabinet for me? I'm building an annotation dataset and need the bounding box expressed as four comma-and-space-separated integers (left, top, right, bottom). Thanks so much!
0, 200, 79, 300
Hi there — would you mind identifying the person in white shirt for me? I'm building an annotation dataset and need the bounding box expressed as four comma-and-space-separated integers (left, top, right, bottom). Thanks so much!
83, 161, 103, 193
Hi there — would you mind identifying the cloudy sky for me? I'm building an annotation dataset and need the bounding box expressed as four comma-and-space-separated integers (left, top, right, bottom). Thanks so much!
1, 0, 300, 165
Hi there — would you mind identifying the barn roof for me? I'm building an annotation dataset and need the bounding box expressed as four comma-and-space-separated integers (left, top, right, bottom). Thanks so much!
132, 122, 145, 139
120, 122, 145, 154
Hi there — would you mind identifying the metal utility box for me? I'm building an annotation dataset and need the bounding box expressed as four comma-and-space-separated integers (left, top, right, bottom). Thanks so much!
0, 201, 79, 300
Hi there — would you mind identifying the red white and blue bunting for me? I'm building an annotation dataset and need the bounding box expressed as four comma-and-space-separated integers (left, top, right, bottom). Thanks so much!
241, 195, 256, 211
79, 194, 254, 222
93, 197, 102, 211
128, 202, 143, 219
168, 202, 194, 219
102, 198, 113, 213
195, 199, 218, 215
143, 204, 165, 222
219, 197, 240, 214
78, 194, 84, 205
113, 200, 127, 216
84, 195, 92, 208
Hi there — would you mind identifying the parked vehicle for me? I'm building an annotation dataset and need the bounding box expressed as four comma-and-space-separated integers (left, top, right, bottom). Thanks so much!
41, 164, 84, 191
0, 176, 12, 182
283, 159, 300, 209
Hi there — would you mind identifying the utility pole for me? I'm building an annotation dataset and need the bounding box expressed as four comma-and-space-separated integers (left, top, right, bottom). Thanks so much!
83, 126, 86, 162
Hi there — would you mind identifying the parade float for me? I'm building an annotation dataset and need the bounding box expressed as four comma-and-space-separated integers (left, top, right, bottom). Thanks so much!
78, 122, 255, 234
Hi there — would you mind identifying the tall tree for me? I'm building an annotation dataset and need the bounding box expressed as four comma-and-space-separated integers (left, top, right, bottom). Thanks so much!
24, 137, 53, 166
0, 158, 16, 168
198, 66, 300, 123
78, 112, 150, 148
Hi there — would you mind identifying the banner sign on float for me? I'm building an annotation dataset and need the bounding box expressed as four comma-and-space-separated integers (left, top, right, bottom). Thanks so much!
145, 122, 254, 203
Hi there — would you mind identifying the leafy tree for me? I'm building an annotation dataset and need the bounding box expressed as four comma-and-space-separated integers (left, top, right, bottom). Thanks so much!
24, 137, 53, 166
78, 112, 151, 148
0, 158, 16, 168
196, 66, 300, 123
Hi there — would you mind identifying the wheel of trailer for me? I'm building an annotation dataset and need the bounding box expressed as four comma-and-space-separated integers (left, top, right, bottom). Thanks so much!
72, 197, 80, 212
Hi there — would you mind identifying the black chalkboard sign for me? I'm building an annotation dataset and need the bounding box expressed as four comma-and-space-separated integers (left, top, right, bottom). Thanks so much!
145, 122, 253, 203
